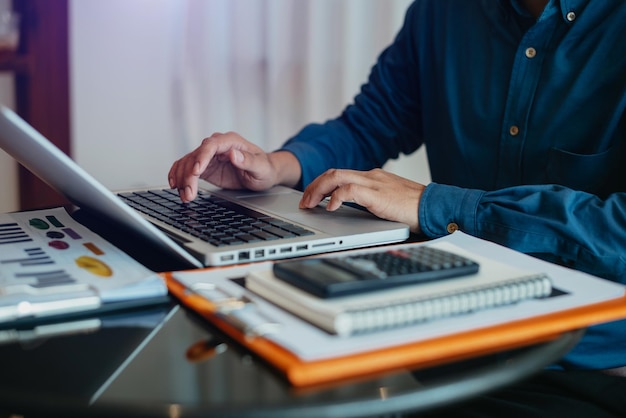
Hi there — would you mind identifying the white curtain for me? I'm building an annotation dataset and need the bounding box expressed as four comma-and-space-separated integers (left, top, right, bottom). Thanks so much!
169, 0, 413, 155
70, 0, 428, 191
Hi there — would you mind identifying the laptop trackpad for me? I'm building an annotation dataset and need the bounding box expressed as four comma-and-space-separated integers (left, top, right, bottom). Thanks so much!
236, 191, 386, 233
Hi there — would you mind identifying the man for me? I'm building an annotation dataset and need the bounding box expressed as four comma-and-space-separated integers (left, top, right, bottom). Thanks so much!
169, 0, 626, 415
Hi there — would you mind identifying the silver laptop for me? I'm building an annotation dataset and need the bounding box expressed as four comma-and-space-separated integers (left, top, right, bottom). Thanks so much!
0, 106, 409, 268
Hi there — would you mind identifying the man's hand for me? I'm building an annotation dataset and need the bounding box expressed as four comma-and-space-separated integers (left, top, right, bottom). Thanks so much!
299, 168, 425, 233
168, 132, 300, 202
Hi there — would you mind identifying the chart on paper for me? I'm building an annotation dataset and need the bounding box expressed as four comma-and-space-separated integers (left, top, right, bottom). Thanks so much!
0, 207, 165, 303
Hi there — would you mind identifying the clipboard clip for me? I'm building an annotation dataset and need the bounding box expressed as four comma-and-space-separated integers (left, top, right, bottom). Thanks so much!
189, 282, 281, 339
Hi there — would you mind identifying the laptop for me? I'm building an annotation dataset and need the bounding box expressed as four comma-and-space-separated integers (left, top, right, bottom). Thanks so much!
0, 106, 409, 268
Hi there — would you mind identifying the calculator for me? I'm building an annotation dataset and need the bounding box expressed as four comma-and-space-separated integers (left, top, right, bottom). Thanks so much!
272, 246, 480, 298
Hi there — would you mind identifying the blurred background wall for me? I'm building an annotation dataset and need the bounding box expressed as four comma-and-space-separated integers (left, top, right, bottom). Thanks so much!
1, 0, 429, 212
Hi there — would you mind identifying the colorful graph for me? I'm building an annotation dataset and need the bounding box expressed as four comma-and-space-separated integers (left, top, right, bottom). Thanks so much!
0, 222, 32, 245
0, 247, 54, 267
75, 255, 113, 277
14, 269, 77, 288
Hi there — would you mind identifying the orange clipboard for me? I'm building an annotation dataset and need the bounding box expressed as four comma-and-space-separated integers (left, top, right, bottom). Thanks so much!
163, 271, 626, 388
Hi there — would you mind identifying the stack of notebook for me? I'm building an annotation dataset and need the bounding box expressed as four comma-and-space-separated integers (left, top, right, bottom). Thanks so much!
246, 241, 554, 337
164, 232, 626, 387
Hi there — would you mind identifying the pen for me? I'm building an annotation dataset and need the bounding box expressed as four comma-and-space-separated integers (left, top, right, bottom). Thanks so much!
0, 318, 102, 345
190, 282, 280, 338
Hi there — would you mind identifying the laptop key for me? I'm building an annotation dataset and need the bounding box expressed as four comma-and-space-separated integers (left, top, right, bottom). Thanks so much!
250, 230, 280, 241
119, 188, 315, 246
262, 226, 296, 238
234, 233, 263, 243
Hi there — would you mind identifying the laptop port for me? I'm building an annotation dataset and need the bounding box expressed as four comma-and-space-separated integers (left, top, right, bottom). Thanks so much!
254, 249, 265, 258
296, 244, 308, 251
312, 241, 335, 248
280, 247, 292, 253
239, 251, 250, 261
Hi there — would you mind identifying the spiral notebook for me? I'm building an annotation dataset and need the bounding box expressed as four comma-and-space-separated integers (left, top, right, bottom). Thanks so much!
164, 232, 626, 387
246, 243, 554, 336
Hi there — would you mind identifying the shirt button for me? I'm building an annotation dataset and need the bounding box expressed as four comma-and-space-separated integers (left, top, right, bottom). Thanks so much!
509, 125, 520, 136
525, 47, 537, 58
446, 223, 459, 234
566, 11, 576, 22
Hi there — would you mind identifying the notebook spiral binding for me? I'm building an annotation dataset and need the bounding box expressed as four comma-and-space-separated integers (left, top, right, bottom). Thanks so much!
340, 274, 553, 335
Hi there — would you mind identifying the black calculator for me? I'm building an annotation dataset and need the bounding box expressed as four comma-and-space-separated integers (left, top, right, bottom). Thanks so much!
272, 246, 480, 298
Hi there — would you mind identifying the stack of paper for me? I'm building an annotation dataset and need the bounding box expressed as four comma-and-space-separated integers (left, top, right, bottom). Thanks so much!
0, 207, 168, 326
165, 232, 626, 387
246, 242, 554, 336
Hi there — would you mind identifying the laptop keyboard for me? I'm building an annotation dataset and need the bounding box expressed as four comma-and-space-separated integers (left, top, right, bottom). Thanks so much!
118, 189, 314, 247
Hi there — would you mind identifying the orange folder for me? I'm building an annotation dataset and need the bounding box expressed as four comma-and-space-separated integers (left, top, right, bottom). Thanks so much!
163, 272, 626, 388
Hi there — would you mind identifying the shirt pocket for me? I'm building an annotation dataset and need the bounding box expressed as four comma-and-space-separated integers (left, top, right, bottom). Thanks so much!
546, 143, 622, 195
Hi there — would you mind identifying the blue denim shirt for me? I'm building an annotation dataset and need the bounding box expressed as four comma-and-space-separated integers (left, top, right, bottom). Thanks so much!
281, 0, 626, 370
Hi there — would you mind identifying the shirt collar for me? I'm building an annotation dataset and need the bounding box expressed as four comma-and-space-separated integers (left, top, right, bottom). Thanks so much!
558, 0, 589, 23
509, 0, 589, 23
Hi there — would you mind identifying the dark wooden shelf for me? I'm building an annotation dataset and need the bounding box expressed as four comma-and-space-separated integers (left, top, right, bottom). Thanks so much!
0, 51, 29, 72
0, 51, 30, 73
10, 0, 70, 210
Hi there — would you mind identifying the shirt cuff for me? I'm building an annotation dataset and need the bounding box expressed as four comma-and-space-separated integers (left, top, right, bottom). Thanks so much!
279, 142, 327, 190
419, 183, 484, 238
